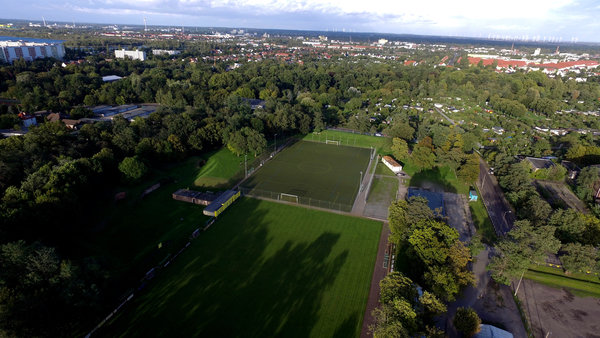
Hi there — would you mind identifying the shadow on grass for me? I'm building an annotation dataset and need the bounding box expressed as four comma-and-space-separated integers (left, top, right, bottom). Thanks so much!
105, 198, 350, 337
408, 167, 458, 193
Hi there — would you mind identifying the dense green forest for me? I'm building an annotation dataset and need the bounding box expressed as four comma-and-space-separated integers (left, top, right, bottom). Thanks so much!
1, 40, 600, 335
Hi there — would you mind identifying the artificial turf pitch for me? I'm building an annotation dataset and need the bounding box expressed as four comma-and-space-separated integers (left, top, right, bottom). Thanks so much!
240, 141, 372, 211
103, 198, 382, 337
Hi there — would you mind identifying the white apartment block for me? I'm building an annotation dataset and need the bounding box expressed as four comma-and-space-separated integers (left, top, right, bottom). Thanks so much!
152, 49, 181, 56
0, 37, 65, 63
115, 49, 146, 61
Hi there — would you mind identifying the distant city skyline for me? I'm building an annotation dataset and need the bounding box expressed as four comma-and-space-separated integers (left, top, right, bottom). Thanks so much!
3, 0, 600, 43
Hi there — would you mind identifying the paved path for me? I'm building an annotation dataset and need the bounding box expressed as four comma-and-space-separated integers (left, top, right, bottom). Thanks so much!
360, 223, 390, 338
476, 158, 514, 236
443, 247, 527, 338
443, 192, 475, 243
434, 107, 456, 125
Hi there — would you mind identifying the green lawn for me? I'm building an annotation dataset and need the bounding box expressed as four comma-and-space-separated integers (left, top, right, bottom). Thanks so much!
375, 161, 399, 176
367, 176, 398, 204
241, 141, 372, 211
303, 130, 392, 154
407, 165, 470, 194
194, 148, 245, 188
102, 198, 382, 337
525, 265, 600, 298
469, 188, 497, 244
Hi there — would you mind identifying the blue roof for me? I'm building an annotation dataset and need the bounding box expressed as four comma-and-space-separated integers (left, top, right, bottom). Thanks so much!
204, 190, 238, 213
474, 324, 513, 338
407, 188, 444, 215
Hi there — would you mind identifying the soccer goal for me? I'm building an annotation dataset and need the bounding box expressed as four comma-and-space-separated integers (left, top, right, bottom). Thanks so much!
279, 193, 299, 203
325, 139, 340, 146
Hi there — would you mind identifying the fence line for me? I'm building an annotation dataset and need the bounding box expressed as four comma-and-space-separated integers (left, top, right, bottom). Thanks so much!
238, 187, 353, 212
363, 154, 379, 201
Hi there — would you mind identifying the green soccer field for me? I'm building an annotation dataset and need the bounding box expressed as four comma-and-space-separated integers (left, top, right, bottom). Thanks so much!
102, 198, 382, 338
240, 141, 372, 211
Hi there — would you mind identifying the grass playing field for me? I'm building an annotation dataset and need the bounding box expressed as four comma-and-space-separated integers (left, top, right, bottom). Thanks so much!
303, 130, 392, 154
102, 198, 382, 337
240, 141, 372, 211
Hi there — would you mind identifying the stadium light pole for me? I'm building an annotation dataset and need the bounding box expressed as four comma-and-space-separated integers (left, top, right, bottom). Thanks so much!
245, 154, 247, 177
274, 133, 277, 152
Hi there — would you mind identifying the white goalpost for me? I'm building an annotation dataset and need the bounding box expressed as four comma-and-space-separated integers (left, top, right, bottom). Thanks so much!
279, 193, 299, 203
325, 139, 340, 145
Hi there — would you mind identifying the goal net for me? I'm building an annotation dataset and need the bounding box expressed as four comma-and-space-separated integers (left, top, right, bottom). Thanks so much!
325, 140, 340, 145
279, 193, 299, 203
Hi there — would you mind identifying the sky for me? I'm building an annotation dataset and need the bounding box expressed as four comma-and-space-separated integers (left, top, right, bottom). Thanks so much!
3, 0, 600, 42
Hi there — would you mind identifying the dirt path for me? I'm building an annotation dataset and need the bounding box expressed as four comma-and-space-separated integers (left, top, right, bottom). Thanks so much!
360, 223, 390, 338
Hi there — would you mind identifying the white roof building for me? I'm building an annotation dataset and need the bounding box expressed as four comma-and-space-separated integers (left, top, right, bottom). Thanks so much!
114, 49, 146, 61
0, 37, 65, 63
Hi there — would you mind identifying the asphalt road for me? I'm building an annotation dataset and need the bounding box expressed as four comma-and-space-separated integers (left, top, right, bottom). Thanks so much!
443, 247, 527, 338
476, 158, 515, 236
434, 107, 456, 125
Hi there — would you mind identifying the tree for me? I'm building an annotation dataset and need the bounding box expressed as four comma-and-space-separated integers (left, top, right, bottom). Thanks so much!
561, 243, 598, 274
521, 195, 552, 225
453, 307, 481, 337
575, 166, 599, 202
489, 220, 561, 285
408, 220, 474, 300
0, 241, 100, 337
457, 154, 480, 183
244, 128, 267, 156
118, 156, 148, 182
391, 138, 408, 161
388, 197, 435, 244
419, 291, 446, 320
411, 145, 435, 170
548, 209, 586, 243
380, 272, 418, 304
371, 305, 409, 338
582, 214, 600, 246
386, 122, 415, 141
227, 130, 248, 156
499, 162, 531, 192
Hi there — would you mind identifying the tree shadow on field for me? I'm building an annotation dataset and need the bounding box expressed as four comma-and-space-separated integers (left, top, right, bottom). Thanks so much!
408, 167, 458, 193
332, 311, 360, 338
111, 198, 349, 338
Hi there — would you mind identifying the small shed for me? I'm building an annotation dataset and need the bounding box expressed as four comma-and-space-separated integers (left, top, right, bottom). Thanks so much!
172, 189, 217, 206
382, 155, 402, 174
469, 189, 478, 202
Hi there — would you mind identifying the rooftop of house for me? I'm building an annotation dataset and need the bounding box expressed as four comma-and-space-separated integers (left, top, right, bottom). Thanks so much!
524, 156, 556, 170
382, 155, 402, 167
